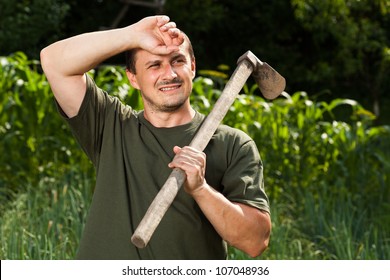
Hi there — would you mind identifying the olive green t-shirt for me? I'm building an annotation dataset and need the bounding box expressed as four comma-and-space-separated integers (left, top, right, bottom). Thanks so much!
60, 75, 270, 260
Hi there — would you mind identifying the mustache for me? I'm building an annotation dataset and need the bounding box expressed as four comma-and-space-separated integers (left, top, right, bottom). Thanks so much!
157, 78, 183, 87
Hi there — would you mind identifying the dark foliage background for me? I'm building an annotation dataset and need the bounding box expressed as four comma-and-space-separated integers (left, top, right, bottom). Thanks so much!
1, 0, 389, 124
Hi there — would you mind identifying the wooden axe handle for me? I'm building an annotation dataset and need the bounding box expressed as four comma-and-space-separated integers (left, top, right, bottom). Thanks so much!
131, 58, 255, 248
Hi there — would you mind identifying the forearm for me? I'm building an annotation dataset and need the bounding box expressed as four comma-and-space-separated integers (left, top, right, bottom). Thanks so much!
41, 15, 183, 79
40, 26, 133, 77
191, 184, 271, 258
39, 27, 135, 117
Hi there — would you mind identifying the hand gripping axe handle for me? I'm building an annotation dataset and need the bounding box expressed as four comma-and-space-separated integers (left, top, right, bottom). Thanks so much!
131, 50, 286, 248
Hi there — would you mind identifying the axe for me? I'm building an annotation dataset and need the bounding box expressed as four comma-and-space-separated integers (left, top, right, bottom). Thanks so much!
131, 50, 286, 248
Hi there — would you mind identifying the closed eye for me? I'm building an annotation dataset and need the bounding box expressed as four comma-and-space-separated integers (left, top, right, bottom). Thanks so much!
172, 59, 185, 65
146, 60, 162, 69
148, 63, 160, 69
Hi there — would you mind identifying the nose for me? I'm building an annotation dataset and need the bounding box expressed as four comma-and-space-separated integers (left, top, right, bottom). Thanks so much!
161, 64, 178, 80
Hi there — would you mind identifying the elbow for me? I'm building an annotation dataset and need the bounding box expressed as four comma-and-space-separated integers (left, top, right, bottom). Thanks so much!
246, 234, 270, 258
40, 47, 50, 73
40, 44, 59, 76
238, 211, 272, 258
226, 205, 272, 258
228, 229, 271, 258
230, 231, 270, 258
40, 46, 62, 82
250, 212, 272, 257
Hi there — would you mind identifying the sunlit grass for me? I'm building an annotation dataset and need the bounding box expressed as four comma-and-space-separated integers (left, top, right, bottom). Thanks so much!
0, 172, 93, 259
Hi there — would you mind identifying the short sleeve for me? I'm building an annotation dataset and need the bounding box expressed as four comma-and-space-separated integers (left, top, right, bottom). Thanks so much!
57, 74, 130, 166
221, 139, 270, 213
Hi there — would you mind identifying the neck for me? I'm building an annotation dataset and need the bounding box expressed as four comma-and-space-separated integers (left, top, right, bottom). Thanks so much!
143, 105, 196, 128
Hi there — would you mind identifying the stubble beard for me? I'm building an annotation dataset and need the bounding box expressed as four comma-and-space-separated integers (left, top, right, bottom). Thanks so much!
142, 78, 190, 113
141, 90, 189, 113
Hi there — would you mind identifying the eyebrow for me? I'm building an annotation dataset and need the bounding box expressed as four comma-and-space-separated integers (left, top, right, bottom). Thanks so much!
171, 53, 187, 62
144, 53, 188, 68
144, 59, 162, 68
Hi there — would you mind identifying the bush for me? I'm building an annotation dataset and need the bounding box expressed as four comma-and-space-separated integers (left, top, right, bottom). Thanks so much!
0, 53, 91, 199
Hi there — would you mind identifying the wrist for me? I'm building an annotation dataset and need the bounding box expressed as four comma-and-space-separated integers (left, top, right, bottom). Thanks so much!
186, 181, 210, 198
121, 25, 139, 50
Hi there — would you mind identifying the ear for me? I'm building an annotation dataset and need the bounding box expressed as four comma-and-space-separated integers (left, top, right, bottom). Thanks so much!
191, 57, 196, 79
126, 70, 140, 90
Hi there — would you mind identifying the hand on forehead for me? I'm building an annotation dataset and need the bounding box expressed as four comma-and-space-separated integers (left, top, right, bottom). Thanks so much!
150, 16, 185, 55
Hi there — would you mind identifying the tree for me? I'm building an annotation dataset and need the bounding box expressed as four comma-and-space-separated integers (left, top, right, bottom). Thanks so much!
0, 0, 70, 58
291, 0, 390, 118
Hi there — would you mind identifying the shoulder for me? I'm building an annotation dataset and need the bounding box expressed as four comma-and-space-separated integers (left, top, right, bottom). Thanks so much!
85, 74, 135, 119
213, 124, 253, 146
205, 123, 260, 163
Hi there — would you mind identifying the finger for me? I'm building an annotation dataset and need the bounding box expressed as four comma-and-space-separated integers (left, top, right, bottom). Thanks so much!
172, 146, 201, 159
153, 45, 179, 55
182, 146, 206, 160
172, 146, 182, 154
169, 158, 205, 177
168, 29, 184, 44
159, 21, 177, 32
169, 147, 206, 169
152, 31, 183, 54
162, 29, 184, 49
156, 15, 170, 27
181, 147, 206, 164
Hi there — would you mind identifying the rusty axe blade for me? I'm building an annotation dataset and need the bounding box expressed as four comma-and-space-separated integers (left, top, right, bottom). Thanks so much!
131, 50, 285, 249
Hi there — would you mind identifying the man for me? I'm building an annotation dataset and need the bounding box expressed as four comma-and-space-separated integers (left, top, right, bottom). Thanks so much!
40, 15, 271, 259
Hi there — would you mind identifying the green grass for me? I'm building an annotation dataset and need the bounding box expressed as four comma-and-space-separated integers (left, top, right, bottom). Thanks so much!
1, 53, 389, 259
0, 171, 93, 259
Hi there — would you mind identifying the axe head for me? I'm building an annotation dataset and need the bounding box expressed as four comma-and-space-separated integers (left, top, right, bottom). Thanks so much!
237, 51, 286, 100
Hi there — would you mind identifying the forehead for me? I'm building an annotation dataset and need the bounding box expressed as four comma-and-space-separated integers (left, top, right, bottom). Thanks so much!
135, 40, 191, 64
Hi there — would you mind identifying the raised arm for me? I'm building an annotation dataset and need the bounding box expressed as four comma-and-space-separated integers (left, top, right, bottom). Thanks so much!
40, 15, 184, 118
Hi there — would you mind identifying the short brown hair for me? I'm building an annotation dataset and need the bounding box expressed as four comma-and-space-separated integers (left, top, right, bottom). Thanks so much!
125, 32, 194, 74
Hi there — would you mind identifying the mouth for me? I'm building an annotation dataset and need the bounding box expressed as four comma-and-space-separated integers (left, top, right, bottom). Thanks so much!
159, 84, 182, 92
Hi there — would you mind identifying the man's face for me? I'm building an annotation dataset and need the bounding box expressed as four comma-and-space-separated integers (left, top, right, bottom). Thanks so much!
126, 42, 196, 113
